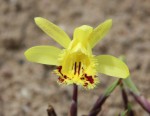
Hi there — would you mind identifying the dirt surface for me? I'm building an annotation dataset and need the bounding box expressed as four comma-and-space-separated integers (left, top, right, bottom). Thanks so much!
0, 0, 150, 116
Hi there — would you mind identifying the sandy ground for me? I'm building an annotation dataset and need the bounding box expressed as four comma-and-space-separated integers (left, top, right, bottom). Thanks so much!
0, 0, 150, 116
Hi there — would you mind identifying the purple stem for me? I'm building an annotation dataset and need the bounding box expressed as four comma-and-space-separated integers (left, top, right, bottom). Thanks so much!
130, 91, 150, 114
120, 83, 134, 116
88, 79, 121, 116
120, 82, 128, 109
70, 84, 78, 116
88, 95, 108, 116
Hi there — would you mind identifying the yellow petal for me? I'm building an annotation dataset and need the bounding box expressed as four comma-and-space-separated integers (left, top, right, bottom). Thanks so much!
35, 17, 71, 48
24, 46, 62, 65
89, 19, 112, 48
96, 55, 129, 78
73, 25, 93, 42
68, 25, 93, 55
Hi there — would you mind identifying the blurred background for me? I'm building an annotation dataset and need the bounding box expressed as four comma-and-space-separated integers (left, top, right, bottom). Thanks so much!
0, 0, 150, 115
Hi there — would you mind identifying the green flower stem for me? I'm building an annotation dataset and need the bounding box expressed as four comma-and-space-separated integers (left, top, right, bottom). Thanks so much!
88, 79, 121, 116
104, 79, 122, 97
123, 77, 140, 95
70, 84, 78, 116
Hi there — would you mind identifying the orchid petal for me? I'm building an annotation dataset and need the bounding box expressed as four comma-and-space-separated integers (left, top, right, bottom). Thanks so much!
35, 17, 71, 48
89, 19, 112, 48
73, 25, 93, 42
24, 46, 62, 65
96, 55, 129, 78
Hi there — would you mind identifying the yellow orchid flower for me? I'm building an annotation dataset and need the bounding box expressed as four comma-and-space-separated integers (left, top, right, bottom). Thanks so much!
24, 17, 129, 89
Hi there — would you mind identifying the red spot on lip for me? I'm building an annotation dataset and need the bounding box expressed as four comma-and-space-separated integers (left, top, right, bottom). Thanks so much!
85, 74, 94, 84
57, 66, 63, 76
64, 75, 67, 79
74, 62, 77, 75
78, 62, 81, 75
57, 66, 62, 71
84, 82, 88, 87
74, 62, 82, 75
80, 77, 84, 80
58, 77, 64, 83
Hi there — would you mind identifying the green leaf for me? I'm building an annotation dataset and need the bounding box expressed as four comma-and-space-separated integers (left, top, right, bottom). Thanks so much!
120, 110, 128, 116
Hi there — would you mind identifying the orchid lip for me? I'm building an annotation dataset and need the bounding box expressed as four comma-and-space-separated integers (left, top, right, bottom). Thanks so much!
55, 60, 99, 89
